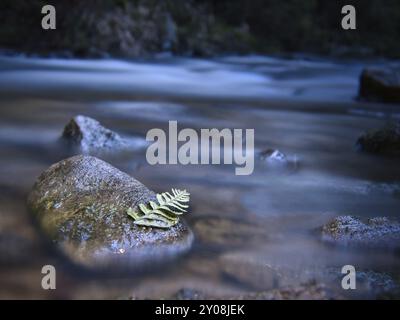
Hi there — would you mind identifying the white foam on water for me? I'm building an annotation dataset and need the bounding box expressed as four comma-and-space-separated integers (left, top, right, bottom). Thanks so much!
95, 101, 188, 122
1, 54, 398, 103
0, 55, 288, 100
0, 125, 59, 145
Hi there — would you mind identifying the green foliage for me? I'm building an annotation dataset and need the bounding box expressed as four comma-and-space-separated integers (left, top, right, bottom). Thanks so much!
127, 189, 190, 229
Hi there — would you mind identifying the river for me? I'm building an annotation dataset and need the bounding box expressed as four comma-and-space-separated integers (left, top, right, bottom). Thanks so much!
0, 54, 399, 299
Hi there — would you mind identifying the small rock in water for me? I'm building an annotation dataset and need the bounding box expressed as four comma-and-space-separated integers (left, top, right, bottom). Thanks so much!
173, 288, 206, 300
153, 282, 338, 300
237, 281, 336, 300
353, 270, 398, 295
324, 267, 399, 298
62, 115, 127, 154
321, 215, 400, 250
359, 68, 400, 103
260, 149, 287, 163
27, 155, 193, 271
356, 122, 400, 156
259, 149, 299, 170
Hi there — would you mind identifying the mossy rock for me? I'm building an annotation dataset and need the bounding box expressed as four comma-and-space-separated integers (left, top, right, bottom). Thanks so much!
27, 155, 193, 271
321, 216, 400, 250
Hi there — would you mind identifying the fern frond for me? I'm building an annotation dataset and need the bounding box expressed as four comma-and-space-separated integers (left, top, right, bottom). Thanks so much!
126, 189, 190, 229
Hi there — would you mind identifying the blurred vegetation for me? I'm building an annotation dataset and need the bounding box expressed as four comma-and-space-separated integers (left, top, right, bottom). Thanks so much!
0, 0, 399, 58
204, 0, 400, 57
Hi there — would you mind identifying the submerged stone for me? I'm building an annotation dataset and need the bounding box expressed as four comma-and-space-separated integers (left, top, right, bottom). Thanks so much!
27, 155, 193, 271
62, 115, 127, 154
172, 288, 206, 300
193, 216, 268, 249
321, 216, 400, 250
359, 68, 400, 103
219, 252, 280, 291
356, 122, 400, 156
141, 282, 338, 300
237, 282, 335, 300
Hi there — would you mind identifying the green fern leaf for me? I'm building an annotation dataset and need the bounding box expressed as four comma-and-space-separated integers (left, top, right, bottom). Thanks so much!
126, 189, 190, 229
134, 218, 175, 229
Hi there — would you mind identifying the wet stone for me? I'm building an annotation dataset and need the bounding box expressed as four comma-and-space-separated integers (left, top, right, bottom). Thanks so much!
62, 115, 128, 154
219, 252, 280, 291
356, 122, 400, 156
258, 149, 299, 171
321, 215, 400, 250
27, 155, 194, 271
237, 281, 337, 300
359, 68, 400, 103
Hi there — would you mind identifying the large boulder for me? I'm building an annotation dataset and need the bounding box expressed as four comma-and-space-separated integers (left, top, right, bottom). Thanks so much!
27, 155, 193, 271
356, 122, 400, 156
321, 216, 400, 250
359, 68, 400, 103
62, 115, 127, 154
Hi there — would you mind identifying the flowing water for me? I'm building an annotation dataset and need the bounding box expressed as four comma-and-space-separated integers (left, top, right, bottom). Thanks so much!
0, 54, 400, 299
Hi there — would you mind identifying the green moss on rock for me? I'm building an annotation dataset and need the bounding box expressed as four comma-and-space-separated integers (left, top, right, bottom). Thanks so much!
27, 155, 193, 271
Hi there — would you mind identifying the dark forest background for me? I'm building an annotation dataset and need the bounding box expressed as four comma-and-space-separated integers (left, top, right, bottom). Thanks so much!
0, 0, 399, 58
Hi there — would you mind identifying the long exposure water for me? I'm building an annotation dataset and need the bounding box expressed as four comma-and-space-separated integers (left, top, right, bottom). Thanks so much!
0, 54, 399, 299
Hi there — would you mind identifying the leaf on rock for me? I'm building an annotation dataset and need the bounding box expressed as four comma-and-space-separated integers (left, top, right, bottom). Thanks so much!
126, 189, 190, 229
